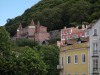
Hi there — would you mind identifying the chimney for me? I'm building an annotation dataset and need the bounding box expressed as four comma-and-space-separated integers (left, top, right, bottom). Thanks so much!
71, 28, 72, 33
86, 25, 88, 29
82, 24, 85, 30
64, 26, 67, 30
76, 26, 79, 29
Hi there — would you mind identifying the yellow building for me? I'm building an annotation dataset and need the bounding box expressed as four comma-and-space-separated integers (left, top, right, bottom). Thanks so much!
57, 42, 89, 75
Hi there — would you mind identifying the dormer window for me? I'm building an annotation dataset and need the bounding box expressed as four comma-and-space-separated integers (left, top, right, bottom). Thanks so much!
93, 29, 97, 36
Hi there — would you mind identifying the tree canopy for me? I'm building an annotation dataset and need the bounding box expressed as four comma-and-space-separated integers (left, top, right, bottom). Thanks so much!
5, 0, 100, 36
0, 27, 11, 57
0, 27, 59, 75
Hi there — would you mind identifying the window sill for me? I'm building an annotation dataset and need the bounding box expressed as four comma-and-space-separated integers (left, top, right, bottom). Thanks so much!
93, 35, 98, 36
82, 62, 86, 64
74, 63, 78, 64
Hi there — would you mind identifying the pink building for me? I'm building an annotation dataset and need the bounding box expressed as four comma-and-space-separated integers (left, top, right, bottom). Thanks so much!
16, 19, 50, 44
57, 25, 87, 47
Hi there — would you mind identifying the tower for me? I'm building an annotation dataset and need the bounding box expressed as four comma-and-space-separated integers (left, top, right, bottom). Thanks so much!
17, 23, 22, 38
28, 19, 36, 40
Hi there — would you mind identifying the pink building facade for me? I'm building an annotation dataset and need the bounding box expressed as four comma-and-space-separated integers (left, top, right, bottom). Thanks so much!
57, 25, 87, 47
16, 19, 50, 44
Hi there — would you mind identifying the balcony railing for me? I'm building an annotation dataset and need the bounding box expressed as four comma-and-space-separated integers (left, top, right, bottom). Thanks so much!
92, 68, 99, 75
57, 64, 64, 70
93, 50, 98, 54
93, 68, 98, 72
93, 34, 98, 36
92, 50, 99, 57
92, 73, 99, 75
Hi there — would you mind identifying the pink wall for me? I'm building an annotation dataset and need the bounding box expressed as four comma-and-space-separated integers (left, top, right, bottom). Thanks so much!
16, 24, 49, 43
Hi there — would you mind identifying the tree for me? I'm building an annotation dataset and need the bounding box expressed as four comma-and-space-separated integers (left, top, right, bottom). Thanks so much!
39, 45, 59, 75
15, 38, 39, 48
5, 0, 100, 36
68, 0, 91, 23
0, 27, 11, 57
0, 27, 12, 75
0, 28, 47, 75
11, 46, 47, 75
0, 46, 47, 75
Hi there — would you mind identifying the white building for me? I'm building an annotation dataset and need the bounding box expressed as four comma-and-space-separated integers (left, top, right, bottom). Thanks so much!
89, 19, 100, 75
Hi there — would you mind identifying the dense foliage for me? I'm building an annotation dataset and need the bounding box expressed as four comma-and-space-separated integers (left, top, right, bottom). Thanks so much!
0, 27, 59, 75
5, 0, 100, 36
39, 45, 59, 75
0, 27, 11, 57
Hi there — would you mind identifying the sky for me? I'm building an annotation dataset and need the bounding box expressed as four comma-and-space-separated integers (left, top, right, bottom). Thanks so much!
0, 0, 40, 26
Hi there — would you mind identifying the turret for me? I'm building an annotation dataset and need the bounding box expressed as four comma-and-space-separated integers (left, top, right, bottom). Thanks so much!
36, 21, 41, 32
28, 19, 36, 40
17, 23, 22, 30
30, 19, 35, 26
17, 23, 22, 38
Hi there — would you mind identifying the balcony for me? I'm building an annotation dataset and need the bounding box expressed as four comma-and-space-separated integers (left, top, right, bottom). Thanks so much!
57, 64, 64, 70
92, 68, 99, 75
92, 50, 99, 57
93, 34, 98, 36
92, 73, 99, 75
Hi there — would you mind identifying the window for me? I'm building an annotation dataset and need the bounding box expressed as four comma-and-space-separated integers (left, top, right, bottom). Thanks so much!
66, 36, 70, 40
82, 73, 86, 75
74, 73, 78, 75
80, 33, 82, 36
62, 30, 64, 34
93, 43, 98, 54
62, 35, 64, 39
86, 31, 89, 35
82, 54, 86, 63
93, 59, 98, 70
67, 31, 70, 34
93, 29, 97, 36
74, 55, 78, 64
67, 73, 71, 75
67, 56, 71, 64
73, 34, 78, 38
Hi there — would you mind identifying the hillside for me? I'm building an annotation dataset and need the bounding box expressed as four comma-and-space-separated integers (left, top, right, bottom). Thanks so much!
5, 0, 100, 36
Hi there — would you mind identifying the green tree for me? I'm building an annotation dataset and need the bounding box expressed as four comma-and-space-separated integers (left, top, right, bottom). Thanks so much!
0, 46, 47, 75
0, 28, 47, 75
11, 46, 47, 75
15, 38, 39, 48
39, 45, 59, 75
68, 0, 91, 23
0, 27, 12, 75
0, 27, 11, 57
5, 0, 100, 36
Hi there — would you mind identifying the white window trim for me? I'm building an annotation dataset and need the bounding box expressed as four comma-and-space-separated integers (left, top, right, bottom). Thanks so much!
93, 59, 98, 69
81, 53, 86, 64
93, 29, 97, 36
67, 73, 71, 75
74, 73, 78, 75
67, 55, 71, 64
93, 42, 98, 51
74, 54, 78, 64
82, 73, 86, 75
